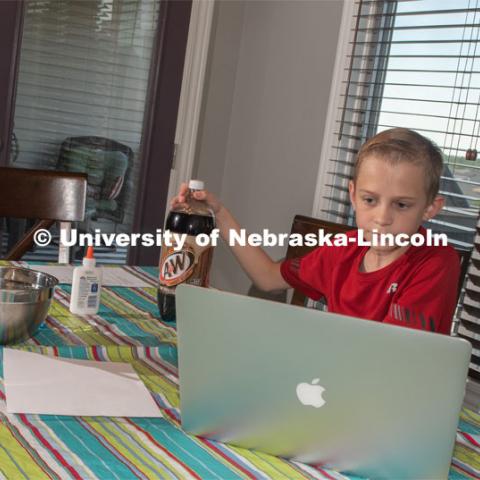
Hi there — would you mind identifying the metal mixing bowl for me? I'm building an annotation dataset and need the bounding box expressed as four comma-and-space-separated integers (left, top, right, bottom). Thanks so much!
0, 267, 58, 344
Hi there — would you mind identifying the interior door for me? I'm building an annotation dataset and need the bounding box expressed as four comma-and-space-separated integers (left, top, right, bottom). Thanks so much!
0, 0, 191, 265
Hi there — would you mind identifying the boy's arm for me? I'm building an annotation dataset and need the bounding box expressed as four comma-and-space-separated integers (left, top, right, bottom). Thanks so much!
215, 206, 290, 292
171, 184, 290, 292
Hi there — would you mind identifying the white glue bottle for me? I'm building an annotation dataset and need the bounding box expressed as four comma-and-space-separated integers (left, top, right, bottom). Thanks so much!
69, 246, 102, 315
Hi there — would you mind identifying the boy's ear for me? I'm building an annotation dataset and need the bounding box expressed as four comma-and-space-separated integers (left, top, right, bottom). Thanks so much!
348, 180, 356, 210
423, 195, 445, 221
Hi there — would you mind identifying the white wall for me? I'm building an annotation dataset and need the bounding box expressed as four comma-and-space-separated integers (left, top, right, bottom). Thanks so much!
195, 0, 344, 294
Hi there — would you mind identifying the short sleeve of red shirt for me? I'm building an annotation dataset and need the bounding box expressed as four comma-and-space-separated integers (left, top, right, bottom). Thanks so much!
383, 248, 460, 335
280, 245, 337, 302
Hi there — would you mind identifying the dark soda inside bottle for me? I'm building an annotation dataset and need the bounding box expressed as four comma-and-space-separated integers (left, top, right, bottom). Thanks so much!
158, 180, 215, 322
157, 288, 176, 322
167, 211, 215, 235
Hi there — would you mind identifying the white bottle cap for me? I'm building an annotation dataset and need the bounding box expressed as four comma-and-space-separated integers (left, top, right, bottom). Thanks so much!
188, 179, 204, 190
83, 257, 96, 268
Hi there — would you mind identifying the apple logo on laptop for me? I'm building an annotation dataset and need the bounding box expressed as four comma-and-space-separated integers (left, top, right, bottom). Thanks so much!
296, 378, 326, 408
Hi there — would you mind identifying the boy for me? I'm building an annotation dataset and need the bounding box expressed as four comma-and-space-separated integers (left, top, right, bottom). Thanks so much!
172, 128, 460, 335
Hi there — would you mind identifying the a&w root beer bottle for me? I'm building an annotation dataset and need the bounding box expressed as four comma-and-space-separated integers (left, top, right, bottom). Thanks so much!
157, 180, 215, 322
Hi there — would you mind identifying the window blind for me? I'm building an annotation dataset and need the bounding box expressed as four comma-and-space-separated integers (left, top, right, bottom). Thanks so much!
11, 0, 160, 235
322, 0, 480, 252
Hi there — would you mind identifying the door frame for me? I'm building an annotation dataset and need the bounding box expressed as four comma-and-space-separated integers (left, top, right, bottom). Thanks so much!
164, 0, 215, 220
129, 0, 193, 265
0, 1, 24, 166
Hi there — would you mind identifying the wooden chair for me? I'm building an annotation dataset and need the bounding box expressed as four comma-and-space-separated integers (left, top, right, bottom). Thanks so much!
286, 215, 351, 306
286, 214, 472, 307
57, 136, 134, 225
457, 248, 472, 302
0, 167, 87, 263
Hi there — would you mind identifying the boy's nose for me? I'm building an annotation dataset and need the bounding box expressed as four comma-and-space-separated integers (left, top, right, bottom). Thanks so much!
374, 205, 393, 226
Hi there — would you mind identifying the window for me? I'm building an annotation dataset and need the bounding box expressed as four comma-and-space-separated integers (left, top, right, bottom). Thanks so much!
8, 0, 161, 263
319, 0, 480, 249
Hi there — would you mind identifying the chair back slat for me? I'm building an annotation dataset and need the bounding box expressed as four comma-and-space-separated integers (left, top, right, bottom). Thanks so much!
0, 167, 87, 261
0, 167, 87, 221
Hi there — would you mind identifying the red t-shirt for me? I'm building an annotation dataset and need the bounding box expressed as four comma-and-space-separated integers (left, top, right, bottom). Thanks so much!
280, 228, 460, 335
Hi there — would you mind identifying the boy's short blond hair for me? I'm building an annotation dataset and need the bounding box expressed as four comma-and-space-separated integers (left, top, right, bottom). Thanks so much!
354, 128, 443, 203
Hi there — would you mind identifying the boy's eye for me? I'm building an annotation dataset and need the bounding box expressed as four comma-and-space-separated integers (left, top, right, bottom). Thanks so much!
362, 197, 375, 205
396, 202, 410, 209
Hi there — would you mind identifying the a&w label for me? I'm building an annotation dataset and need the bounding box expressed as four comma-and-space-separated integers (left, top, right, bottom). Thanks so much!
160, 248, 195, 286
158, 235, 213, 292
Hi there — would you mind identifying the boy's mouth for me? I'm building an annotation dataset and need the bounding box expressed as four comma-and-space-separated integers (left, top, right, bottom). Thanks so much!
366, 229, 394, 236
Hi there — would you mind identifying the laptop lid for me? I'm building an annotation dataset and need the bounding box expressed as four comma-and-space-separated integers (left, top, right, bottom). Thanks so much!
176, 284, 471, 479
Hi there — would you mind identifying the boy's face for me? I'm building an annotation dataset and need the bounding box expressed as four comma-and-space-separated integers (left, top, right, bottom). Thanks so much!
348, 155, 444, 251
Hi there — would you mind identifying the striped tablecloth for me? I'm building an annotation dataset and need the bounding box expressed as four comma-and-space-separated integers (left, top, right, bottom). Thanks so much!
0, 265, 478, 479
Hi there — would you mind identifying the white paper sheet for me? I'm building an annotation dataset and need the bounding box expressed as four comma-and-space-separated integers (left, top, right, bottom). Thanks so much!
31, 265, 155, 287
3, 349, 162, 417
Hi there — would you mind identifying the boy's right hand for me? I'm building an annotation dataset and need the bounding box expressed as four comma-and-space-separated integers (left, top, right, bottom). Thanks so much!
171, 184, 287, 293
170, 182, 223, 214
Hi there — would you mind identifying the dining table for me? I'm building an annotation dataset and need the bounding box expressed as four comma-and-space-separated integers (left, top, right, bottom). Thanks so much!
0, 261, 479, 480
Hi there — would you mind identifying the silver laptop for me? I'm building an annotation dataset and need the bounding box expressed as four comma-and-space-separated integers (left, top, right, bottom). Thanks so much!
176, 284, 471, 479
